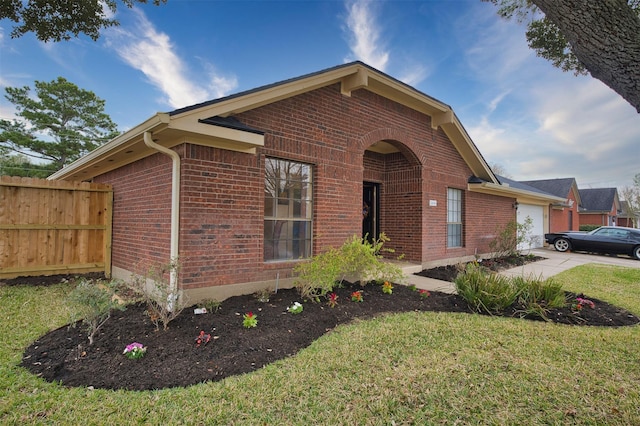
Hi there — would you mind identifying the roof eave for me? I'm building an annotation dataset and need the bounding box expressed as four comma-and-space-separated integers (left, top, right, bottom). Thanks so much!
48, 113, 171, 181
468, 181, 566, 203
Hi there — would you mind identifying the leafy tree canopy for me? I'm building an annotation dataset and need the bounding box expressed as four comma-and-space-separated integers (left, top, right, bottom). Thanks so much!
485, 0, 640, 113
0, 153, 58, 178
0, 0, 166, 42
0, 77, 119, 172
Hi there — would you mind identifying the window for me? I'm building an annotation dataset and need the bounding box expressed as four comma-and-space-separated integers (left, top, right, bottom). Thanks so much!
264, 158, 312, 261
447, 188, 463, 247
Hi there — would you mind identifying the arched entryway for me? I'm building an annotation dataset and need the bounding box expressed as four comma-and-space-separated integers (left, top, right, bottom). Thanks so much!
362, 139, 423, 262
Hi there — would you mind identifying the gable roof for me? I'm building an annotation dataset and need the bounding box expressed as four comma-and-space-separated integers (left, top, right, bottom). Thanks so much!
578, 188, 619, 213
49, 62, 496, 183
496, 175, 556, 197
520, 178, 575, 198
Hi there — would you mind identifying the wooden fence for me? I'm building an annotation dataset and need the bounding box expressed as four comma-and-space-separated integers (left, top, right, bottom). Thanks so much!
0, 176, 113, 280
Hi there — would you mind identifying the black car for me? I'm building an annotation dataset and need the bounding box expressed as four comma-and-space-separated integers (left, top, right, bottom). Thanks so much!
545, 226, 640, 260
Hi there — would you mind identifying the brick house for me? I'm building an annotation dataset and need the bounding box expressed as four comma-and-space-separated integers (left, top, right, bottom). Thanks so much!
578, 187, 620, 227
521, 178, 581, 233
50, 62, 551, 301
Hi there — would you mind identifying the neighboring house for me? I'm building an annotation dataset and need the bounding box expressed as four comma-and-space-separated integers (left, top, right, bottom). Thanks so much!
50, 62, 557, 302
578, 187, 620, 227
495, 176, 565, 250
617, 200, 638, 228
521, 178, 581, 233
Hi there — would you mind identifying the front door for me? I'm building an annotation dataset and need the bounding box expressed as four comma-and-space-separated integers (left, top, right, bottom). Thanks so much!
362, 182, 380, 242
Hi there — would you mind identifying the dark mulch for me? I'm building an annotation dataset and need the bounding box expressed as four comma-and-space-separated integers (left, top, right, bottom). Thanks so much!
18, 268, 639, 391
415, 254, 546, 282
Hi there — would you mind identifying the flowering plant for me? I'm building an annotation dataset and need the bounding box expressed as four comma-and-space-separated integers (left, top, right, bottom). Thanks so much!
327, 292, 339, 308
382, 281, 393, 294
572, 297, 595, 312
287, 302, 304, 314
123, 342, 146, 359
419, 289, 431, 299
351, 291, 363, 302
243, 312, 258, 328
195, 330, 211, 347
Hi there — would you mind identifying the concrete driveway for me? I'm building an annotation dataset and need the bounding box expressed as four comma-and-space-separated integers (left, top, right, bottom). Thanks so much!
405, 247, 640, 294
501, 247, 640, 280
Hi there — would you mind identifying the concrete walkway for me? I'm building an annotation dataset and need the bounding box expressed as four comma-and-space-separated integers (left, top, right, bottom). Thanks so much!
403, 247, 640, 294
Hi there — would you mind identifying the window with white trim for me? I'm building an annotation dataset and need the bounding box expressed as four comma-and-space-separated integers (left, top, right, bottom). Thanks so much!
447, 188, 463, 247
264, 158, 312, 261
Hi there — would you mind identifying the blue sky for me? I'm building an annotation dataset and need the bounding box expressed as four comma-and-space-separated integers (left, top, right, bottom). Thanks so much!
1, 0, 639, 190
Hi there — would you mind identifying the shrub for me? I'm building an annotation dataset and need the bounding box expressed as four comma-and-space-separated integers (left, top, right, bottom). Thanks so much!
127, 259, 187, 331
454, 263, 519, 314
513, 276, 566, 321
455, 264, 567, 320
294, 233, 405, 300
489, 217, 534, 258
67, 278, 125, 345
580, 225, 601, 232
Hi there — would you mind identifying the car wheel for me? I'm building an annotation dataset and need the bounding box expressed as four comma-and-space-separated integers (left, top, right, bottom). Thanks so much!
633, 246, 640, 260
554, 238, 571, 252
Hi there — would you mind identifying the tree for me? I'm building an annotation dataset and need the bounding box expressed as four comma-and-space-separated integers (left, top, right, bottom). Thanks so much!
620, 173, 640, 228
489, 162, 511, 178
0, 0, 166, 42
486, 0, 640, 113
0, 153, 58, 178
0, 77, 119, 171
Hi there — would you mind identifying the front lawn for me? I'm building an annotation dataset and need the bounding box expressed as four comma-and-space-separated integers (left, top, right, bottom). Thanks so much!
2, 264, 640, 424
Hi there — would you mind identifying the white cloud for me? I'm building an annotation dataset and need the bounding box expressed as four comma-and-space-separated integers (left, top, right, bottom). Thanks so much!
343, 0, 389, 71
453, 3, 640, 189
105, 9, 236, 109
398, 64, 429, 87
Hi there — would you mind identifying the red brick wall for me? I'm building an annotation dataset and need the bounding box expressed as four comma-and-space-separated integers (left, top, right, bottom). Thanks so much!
549, 189, 580, 233
98, 83, 516, 291
94, 152, 173, 274
579, 203, 615, 227
579, 213, 609, 226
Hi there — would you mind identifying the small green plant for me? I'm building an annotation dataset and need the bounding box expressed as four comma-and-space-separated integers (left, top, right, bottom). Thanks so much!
454, 263, 519, 314
419, 289, 430, 299
67, 278, 125, 345
294, 233, 405, 300
382, 281, 393, 294
327, 293, 339, 308
199, 298, 221, 313
287, 302, 304, 314
456, 263, 568, 320
407, 284, 417, 291
127, 259, 187, 331
255, 288, 272, 303
243, 312, 258, 328
513, 276, 566, 320
123, 342, 146, 359
351, 291, 363, 302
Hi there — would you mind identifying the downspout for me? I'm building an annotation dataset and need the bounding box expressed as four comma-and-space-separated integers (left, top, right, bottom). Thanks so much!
143, 131, 180, 309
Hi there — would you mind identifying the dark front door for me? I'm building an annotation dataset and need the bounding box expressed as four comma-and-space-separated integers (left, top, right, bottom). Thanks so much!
362, 182, 380, 242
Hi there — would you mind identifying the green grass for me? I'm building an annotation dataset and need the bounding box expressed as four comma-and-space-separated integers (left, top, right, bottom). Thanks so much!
2, 264, 640, 424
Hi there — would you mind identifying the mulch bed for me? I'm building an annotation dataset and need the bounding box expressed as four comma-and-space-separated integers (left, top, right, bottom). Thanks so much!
10, 258, 639, 391
415, 254, 546, 281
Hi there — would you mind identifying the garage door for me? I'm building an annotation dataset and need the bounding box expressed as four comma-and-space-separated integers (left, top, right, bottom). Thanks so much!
517, 204, 545, 250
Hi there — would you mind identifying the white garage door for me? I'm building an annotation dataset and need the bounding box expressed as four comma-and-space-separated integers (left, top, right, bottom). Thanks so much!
517, 204, 545, 250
